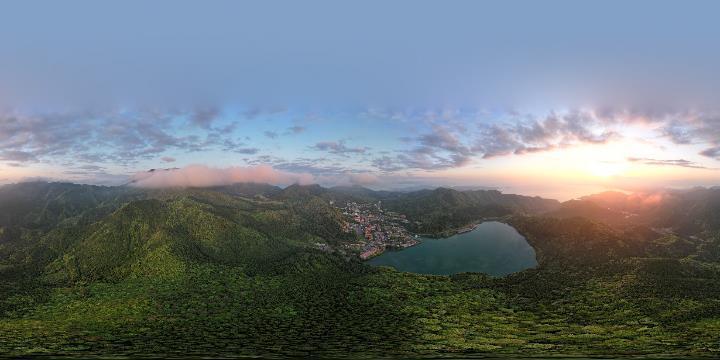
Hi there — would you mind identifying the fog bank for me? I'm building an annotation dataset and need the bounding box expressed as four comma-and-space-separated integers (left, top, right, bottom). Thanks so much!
130, 164, 314, 188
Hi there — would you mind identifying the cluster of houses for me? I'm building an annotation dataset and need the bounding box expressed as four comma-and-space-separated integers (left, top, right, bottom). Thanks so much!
339, 201, 419, 259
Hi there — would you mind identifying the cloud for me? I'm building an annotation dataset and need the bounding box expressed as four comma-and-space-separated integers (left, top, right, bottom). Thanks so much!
312, 141, 368, 155
273, 160, 347, 175
129, 164, 314, 188
372, 156, 406, 172
251, 155, 356, 178
627, 157, 711, 169
312, 172, 380, 188
189, 108, 220, 129
78, 164, 105, 171
347, 173, 378, 186
243, 155, 381, 187
699, 147, 720, 160
369, 109, 630, 172
418, 125, 472, 158
369, 124, 473, 171
661, 122, 694, 145
475, 110, 620, 158
0, 150, 37, 162
0, 109, 233, 165
652, 110, 720, 159
161, 156, 176, 163
14, 176, 57, 183
473, 125, 523, 159
265, 126, 305, 138
3, 105, 720, 185
286, 126, 306, 134
234, 147, 259, 155
241, 107, 288, 120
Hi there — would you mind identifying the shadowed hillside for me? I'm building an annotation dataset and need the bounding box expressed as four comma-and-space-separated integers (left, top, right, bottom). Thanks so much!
548, 188, 720, 235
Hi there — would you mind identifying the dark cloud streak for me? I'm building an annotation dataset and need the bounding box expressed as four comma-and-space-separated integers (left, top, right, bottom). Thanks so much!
627, 157, 711, 169
311, 141, 368, 155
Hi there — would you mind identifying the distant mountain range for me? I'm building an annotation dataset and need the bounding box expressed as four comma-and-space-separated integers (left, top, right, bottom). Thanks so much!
3, 181, 720, 237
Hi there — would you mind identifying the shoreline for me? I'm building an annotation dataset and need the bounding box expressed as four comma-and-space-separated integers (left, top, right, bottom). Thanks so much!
364, 216, 517, 260
361, 237, 421, 260
418, 216, 512, 239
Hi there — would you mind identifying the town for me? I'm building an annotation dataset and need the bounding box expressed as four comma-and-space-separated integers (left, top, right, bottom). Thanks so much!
337, 201, 419, 259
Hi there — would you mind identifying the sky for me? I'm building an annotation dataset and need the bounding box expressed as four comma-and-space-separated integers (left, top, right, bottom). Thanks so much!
1, 0, 719, 200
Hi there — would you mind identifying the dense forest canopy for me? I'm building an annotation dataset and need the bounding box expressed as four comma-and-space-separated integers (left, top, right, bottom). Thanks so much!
0, 181, 719, 357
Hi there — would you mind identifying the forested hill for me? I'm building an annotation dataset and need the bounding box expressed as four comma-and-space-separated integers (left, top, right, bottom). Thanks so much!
380, 187, 560, 235
0, 182, 143, 230
202, 182, 563, 236
1, 181, 720, 357
3, 181, 719, 240
547, 187, 720, 236
0, 182, 357, 281
273, 184, 562, 235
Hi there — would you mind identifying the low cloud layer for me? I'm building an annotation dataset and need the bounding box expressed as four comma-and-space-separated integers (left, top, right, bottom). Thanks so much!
129, 164, 314, 188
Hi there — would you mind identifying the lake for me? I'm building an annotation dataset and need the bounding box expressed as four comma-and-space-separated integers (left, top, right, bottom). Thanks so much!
367, 221, 537, 276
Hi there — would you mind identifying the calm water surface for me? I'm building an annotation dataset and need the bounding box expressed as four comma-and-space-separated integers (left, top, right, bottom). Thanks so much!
368, 221, 537, 276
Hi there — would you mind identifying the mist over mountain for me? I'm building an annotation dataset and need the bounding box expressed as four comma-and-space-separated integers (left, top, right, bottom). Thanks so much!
550, 188, 720, 236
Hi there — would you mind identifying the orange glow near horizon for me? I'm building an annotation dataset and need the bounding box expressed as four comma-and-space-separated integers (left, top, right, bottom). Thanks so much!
0, 166, 26, 183
427, 137, 718, 200
2, 135, 718, 202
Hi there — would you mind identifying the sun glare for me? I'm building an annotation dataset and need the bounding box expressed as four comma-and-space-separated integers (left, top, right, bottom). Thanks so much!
588, 161, 628, 178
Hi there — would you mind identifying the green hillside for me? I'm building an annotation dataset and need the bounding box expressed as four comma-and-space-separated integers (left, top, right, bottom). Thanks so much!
0, 182, 719, 357
382, 187, 560, 235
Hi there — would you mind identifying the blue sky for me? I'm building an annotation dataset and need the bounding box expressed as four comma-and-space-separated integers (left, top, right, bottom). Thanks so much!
1, 1, 719, 199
